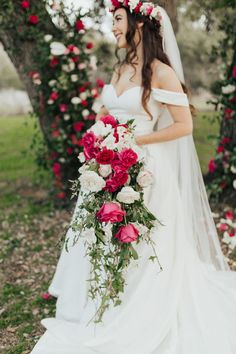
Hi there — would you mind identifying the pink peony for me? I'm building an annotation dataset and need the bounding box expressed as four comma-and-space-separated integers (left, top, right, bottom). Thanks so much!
208, 159, 216, 174
100, 114, 117, 128
114, 224, 139, 243
96, 202, 126, 223
96, 148, 115, 165
119, 148, 138, 168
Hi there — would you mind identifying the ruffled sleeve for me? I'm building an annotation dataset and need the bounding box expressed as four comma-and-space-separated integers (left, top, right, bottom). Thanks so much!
151, 88, 189, 107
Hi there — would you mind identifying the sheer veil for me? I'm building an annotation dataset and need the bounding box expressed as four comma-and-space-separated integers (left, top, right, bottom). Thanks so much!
156, 6, 229, 271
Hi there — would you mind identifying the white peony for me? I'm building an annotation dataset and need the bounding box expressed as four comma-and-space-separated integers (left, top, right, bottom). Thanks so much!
98, 164, 112, 178
78, 152, 85, 163
71, 97, 81, 105
100, 133, 117, 150
222, 85, 235, 94
137, 170, 153, 187
78, 164, 89, 174
116, 186, 140, 204
89, 121, 113, 136
50, 41, 67, 56
71, 74, 78, 82
81, 228, 97, 245
44, 34, 53, 42
79, 171, 106, 193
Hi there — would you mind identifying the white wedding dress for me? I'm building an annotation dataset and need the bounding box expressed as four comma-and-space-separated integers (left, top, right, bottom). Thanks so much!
31, 84, 236, 354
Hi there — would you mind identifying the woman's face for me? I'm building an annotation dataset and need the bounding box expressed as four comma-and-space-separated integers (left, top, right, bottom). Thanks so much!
112, 8, 129, 49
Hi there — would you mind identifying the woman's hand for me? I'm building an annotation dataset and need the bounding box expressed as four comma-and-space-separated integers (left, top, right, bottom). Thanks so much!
95, 105, 109, 122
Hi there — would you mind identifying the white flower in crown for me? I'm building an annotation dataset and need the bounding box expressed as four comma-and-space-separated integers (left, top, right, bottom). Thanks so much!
128, 0, 140, 12
140, 2, 154, 17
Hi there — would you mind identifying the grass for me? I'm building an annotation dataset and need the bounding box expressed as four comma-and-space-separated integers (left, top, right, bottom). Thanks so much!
0, 112, 220, 353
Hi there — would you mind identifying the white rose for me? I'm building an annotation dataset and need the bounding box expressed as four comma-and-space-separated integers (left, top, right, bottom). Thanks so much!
71, 74, 78, 82
48, 79, 57, 87
44, 34, 53, 42
79, 171, 106, 193
81, 228, 96, 245
80, 92, 87, 100
82, 109, 90, 118
71, 97, 81, 105
100, 133, 117, 150
98, 164, 112, 178
78, 152, 85, 163
50, 41, 67, 56
89, 121, 113, 136
137, 170, 153, 187
233, 180, 236, 190
116, 186, 140, 204
230, 165, 236, 174
222, 84, 235, 94
64, 114, 70, 121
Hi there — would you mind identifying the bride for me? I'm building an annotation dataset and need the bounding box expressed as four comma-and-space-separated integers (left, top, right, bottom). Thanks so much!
31, 1, 236, 353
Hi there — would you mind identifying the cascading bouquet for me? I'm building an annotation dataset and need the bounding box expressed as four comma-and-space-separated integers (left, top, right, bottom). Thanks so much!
67, 114, 163, 323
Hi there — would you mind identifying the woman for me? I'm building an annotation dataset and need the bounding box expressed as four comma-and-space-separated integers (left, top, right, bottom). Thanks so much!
31, 2, 236, 353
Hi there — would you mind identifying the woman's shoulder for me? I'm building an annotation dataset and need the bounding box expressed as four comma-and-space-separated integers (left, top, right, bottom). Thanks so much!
151, 59, 183, 92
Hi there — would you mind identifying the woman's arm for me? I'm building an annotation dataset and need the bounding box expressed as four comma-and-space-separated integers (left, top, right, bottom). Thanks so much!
95, 105, 109, 121
135, 66, 193, 145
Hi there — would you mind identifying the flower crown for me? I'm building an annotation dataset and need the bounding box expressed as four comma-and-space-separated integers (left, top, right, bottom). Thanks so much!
108, 0, 163, 24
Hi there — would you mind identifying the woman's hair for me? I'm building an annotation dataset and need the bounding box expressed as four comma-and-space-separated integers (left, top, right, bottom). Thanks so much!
113, 6, 195, 119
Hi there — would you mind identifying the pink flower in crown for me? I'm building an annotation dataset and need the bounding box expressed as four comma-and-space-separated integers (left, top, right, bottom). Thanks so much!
233, 66, 236, 79
208, 159, 216, 174
134, 2, 142, 13
111, 0, 120, 7
114, 224, 139, 243
146, 6, 154, 16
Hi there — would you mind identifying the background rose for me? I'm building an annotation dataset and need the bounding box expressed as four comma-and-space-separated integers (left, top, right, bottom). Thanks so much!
96, 202, 126, 223
114, 224, 139, 243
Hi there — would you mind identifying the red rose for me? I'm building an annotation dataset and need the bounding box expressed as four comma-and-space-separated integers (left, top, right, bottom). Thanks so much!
84, 146, 99, 160
208, 159, 216, 174
111, 0, 120, 7
29, 15, 39, 25
100, 114, 117, 128
221, 137, 231, 145
73, 121, 84, 132
56, 191, 66, 199
104, 178, 120, 192
134, 2, 142, 13
21, 0, 30, 9
50, 91, 59, 101
59, 104, 68, 112
75, 20, 85, 31
113, 170, 129, 186
111, 153, 126, 170
67, 147, 73, 155
114, 224, 139, 243
217, 146, 224, 153
49, 57, 59, 68
52, 130, 60, 138
52, 162, 61, 175
96, 202, 126, 223
82, 131, 96, 149
96, 79, 104, 88
79, 86, 86, 93
119, 148, 138, 168
96, 148, 115, 165
81, 100, 88, 107
86, 42, 94, 49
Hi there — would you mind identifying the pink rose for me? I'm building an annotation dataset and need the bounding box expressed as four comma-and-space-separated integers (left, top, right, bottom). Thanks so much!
41, 292, 52, 300
208, 159, 216, 174
96, 148, 115, 165
96, 202, 126, 223
100, 115, 117, 128
119, 148, 138, 168
114, 224, 139, 243
82, 131, 96, 149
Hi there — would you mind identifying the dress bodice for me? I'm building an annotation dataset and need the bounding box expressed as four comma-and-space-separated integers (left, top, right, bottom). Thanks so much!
101, 84, 189, 136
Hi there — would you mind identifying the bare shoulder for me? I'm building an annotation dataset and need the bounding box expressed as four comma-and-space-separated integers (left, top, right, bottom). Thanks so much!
151, 59, 183, 93
110, 64, 124, 85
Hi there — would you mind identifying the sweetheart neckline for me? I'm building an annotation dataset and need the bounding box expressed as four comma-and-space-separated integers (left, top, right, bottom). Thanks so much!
104, 84, 187, 99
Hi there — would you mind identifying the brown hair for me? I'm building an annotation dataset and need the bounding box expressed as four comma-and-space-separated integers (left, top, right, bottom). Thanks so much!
113, 6, 195, 119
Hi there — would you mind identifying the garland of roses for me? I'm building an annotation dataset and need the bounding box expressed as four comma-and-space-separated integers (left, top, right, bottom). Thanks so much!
207, 65, 236, 204
3, 0, 104, 202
